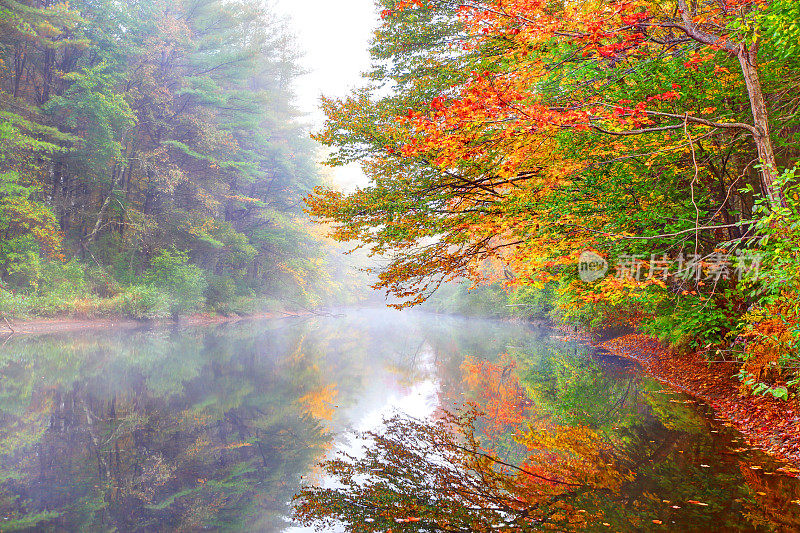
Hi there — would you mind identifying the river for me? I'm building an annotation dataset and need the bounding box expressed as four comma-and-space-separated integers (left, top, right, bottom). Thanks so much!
0, 309, 797, 531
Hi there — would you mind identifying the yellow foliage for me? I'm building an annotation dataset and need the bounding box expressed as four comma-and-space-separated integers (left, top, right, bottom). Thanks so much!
299, 384, 338, 421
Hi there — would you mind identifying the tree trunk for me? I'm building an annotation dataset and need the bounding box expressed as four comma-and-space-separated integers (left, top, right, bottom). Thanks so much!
12, 46, 25, 98
85, 168, 123, 245
738, 42, 787, 210
51, 160, 61, 203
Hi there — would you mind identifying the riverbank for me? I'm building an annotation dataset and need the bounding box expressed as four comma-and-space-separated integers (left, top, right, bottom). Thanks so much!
600, 333, 800, 472
0, 310, 312, 336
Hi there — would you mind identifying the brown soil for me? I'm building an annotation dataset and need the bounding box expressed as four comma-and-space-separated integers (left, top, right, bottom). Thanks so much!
600, 333, 800, 471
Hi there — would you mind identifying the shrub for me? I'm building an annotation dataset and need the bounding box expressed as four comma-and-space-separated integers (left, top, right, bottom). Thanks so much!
0, 288, 31, 319
108, 250, 146, 286
145, 248, 207, 317
72, 296, 104, 318
644, 291, 742, 354
85, 265, 122, 298
730, 167, 800, 398
39, 258, 88, 299
2, 242, 42, 290
29, 292, 73, 317
229, 296, 283, 316
425, 282, 511, 318
111, 285, 169, 319
507, 284, 554, 320
204, 275, 236, 312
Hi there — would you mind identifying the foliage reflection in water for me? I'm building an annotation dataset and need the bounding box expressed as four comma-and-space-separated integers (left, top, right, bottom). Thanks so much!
0, 310, 797, 532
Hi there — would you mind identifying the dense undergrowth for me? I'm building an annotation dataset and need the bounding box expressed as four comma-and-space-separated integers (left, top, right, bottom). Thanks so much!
429, 180, 800, 401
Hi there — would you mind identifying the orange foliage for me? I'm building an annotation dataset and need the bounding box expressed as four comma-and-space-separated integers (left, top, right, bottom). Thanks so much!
461, 355, 531, 438
739, 291, 800, 387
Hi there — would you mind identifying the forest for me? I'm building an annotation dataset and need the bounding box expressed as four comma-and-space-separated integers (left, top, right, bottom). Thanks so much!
0, 0, 342, 320
2, 0, 800, 531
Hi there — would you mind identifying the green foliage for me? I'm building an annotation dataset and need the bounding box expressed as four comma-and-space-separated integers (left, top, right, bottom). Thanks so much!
0, 510, 61, 532
719, 167, 800, 397
145, 249, 207, 317
0, 288, 30, 318
738, 370, 792, 400
760, 0, 800, 59
204, 275, 236, 312
424, 282, 510, 318
0, 0, 336, 319
507, 284, 554, 320
38, 259, 88, 299
110, 285, 169, 319
741, 167, 800, 303
0, 111, 70, 157
645, 291, 742, 353
0, 235, 42, 290
84, 265, 121, 298
305, 0, 800, 410
29, 291, 74, 317
44, 65, 135, 171
0, 172, 62, 285
426, 282, 555, 320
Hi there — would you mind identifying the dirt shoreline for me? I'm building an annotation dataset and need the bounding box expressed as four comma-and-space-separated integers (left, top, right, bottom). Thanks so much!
0, 311, 310, 336
599, 333, 800, 471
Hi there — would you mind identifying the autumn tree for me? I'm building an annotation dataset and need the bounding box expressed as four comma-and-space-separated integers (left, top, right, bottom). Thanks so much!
309, 0, 800, 392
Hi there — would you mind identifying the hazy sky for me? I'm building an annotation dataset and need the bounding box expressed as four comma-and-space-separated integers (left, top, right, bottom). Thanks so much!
273, 0, 379, 190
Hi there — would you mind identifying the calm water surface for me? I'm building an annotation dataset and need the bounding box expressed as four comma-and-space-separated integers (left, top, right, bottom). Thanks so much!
0, 309, 798, 531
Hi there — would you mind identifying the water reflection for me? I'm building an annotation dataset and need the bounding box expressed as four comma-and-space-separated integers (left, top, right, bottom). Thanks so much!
0, 322, 333, 531
0, 310, 797, 531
